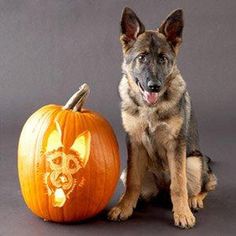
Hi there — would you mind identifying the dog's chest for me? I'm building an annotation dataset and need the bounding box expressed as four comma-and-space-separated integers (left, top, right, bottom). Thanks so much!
139, 110, 172, 174
123, 105, 180, 140
123, 106, 182, 169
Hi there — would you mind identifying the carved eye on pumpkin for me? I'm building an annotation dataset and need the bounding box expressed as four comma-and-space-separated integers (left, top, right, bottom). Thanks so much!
46, 152, 63, 170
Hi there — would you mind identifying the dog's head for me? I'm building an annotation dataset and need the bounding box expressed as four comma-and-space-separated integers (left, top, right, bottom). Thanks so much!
120, 7, 184, 106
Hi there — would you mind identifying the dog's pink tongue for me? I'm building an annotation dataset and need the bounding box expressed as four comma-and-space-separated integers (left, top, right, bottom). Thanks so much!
144, 91, 158, 104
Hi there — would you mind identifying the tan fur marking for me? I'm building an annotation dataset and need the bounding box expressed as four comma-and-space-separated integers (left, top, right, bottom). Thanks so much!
127, 76, 139, 93
108, 143, 148, 221
167, 143, 196, 228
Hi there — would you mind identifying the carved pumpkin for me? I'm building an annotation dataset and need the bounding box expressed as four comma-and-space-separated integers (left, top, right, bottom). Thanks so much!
18, 84, 120, 222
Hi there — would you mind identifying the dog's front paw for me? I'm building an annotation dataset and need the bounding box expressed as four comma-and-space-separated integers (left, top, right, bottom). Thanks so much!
107, 204, 133, 221
173, 209, 196, 229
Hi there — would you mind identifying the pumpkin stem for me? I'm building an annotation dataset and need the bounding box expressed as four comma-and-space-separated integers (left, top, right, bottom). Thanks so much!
63, 83, 90, 112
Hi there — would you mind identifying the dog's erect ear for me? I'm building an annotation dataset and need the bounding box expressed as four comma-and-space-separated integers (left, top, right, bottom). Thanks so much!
120, 7, 145, 50
159, 9, 184, 50
70, 131, 91, 168
46, 121, 63, 152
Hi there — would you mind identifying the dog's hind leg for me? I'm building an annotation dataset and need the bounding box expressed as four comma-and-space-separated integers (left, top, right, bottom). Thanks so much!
187, 156, 217, 210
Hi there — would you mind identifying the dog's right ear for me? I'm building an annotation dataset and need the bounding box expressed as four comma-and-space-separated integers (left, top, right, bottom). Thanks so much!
120, 7, 145, 51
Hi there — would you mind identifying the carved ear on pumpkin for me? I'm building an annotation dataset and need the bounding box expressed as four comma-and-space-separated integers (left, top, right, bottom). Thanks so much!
120, 7, 145, 50
159, 9, 184, 51
46, 121, 63, 152
70, 131, 91, 168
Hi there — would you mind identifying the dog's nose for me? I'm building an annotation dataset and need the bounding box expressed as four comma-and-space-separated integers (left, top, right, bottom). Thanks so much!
147, 80, 161, 92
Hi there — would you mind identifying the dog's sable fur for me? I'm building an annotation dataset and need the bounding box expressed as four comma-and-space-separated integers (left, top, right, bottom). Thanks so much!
108, 7, 217, 229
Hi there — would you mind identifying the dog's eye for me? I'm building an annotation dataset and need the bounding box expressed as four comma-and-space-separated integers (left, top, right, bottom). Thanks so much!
159, 54, 168, 64
137, 54, 147, 63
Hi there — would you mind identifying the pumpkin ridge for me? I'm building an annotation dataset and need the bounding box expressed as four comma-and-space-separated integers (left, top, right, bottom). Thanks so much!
80, 112, 91, 220
29, 107, 51, 216
34, 106, 60, 219
92, 116, 108, 215
72, 111, 78, 220
47, 109, 66, 221
59, 109, 73, 221
46, 109, 65, 221
41, 107, 62, 220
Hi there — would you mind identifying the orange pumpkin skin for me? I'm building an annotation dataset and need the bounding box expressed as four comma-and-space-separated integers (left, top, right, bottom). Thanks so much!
18, 85, 120, 222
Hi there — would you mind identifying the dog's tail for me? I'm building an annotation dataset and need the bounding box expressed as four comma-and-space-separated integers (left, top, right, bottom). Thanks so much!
203, 155, 217, 192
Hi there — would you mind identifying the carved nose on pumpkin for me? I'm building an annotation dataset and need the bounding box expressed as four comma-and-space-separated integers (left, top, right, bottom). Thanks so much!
60, 175, 67, 183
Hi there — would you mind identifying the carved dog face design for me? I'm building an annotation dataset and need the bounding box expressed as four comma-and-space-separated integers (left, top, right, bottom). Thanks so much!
44, 121, 91, 207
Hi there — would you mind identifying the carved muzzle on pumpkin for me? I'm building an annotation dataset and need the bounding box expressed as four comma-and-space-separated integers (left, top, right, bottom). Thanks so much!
44, 121, 91, 207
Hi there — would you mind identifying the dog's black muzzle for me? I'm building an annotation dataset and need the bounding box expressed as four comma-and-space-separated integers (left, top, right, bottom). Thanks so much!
147, 80, 161, 93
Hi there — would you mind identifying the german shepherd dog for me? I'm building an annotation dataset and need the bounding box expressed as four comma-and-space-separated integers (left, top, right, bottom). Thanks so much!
108, 7, 217, 228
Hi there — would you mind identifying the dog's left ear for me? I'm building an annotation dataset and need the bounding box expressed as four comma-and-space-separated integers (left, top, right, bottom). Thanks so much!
120, 7, 145, 50
159, 9, 184, 51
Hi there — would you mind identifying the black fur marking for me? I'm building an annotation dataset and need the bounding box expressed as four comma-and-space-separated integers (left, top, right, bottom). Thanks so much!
186, 107, 200, 155
163, 90, 169, 100
204, 155, 212, 164
201, 158, 212, 192
126, 134, 133, 167
179, 95, 188, 139
187, 150, 203, 157
127, 88, 140, 107
145, 127, 150, 137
